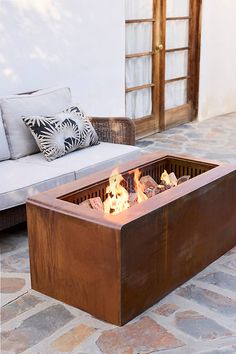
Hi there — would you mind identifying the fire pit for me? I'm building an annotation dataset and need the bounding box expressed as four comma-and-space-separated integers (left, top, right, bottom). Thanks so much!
27, 153, 236, 325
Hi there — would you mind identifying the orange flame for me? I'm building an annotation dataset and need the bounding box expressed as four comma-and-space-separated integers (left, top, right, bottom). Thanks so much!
133, 169, 148, 203
103, 168, 148, 214
103, 169, 130, 214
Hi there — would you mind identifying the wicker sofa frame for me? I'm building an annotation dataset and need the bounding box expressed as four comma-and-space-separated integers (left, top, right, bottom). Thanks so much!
0, 116, 135, 231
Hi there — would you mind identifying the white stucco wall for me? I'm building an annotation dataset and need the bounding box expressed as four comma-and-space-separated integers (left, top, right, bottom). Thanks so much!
0, 0, 125, 117
1, 0, 235, 121
198, 0, 236, 120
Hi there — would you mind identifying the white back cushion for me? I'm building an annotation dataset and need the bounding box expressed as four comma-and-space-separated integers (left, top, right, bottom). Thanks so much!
0, 87, 72, 159
0, 110, 10, 161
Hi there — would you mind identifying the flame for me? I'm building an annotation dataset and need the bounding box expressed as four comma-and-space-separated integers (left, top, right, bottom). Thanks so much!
161, 169, 177, 187
103, 169, 130, 214
103, 168, 148, 214
161, 170, 171, 185
133, 169, 148, 203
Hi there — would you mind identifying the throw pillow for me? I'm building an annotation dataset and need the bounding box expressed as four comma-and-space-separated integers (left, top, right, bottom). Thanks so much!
0, 86, 72, 159
22, 105, 99, 161
0, 110, 11, 161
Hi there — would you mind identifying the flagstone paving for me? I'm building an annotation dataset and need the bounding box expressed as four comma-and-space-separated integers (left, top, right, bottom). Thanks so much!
136, 112, 236, 164
0, 113, 236, 353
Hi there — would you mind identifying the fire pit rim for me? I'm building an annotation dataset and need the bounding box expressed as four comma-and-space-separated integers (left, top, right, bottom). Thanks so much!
26, 153, 236, 229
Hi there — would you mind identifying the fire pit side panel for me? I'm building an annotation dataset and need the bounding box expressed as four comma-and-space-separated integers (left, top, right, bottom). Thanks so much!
27, 202, 122, 325
120, 170, 236, 324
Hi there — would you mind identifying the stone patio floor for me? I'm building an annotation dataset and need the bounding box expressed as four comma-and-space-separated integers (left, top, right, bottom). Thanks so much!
1, 112, 236, 354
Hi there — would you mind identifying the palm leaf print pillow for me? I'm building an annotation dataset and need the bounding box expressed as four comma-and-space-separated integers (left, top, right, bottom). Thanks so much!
22, 105, 99, 161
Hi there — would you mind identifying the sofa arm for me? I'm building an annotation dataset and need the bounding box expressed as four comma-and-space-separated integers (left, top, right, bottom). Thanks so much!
90, 117, 135, 146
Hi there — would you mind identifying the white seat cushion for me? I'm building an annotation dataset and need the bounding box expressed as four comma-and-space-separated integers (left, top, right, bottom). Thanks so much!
0, 87, 72, 159
0, 161, 75, 210
19, 143, 140, 176
0, 111, 10, 161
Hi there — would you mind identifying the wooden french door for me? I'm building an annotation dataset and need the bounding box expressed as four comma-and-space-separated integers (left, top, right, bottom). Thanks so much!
125, 0, 202, 137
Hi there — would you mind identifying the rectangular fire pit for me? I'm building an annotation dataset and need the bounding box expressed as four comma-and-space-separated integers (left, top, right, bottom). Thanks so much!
27, 153, 236, 325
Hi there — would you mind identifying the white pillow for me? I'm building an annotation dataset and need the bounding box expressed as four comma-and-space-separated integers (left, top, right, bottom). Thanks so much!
0, 87, 72, 159
0, 110, 10, 161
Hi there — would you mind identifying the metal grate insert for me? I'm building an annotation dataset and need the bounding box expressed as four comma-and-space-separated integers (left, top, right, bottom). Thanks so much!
60, 157, 216, 205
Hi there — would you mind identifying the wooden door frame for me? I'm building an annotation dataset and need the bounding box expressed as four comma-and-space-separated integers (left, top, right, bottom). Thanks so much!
158, 0, 202, 131
189, 0, 202, 121
127, 0, 202, 137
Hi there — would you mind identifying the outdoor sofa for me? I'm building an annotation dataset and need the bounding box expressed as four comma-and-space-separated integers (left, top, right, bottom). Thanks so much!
0, 87, 140, 231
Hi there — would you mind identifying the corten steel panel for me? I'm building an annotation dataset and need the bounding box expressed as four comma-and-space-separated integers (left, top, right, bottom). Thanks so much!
121, 170, 236, 324
27, 203, 122, 325
26, 153, 236, 325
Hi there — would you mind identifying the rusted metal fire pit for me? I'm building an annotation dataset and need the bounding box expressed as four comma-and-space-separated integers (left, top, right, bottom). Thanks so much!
27, 153, 236, 325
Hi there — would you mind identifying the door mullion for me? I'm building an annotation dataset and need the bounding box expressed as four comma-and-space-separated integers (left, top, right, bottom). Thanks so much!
187, 0, 195, 112
152, 0, 158, 132
159, 0, 166, 131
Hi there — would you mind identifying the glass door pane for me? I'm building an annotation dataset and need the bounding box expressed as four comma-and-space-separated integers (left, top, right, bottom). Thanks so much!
125, 0, 154, 120
165, 50, 188, 81
166, 0, 189, 17
125, 0, 153, 20
165, 20, 189, 50
165, 0, 190, 110
126, 89, 152, 119
126, 23, 153, 55
126, 56, 152, 88
165, 80, 187, 110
